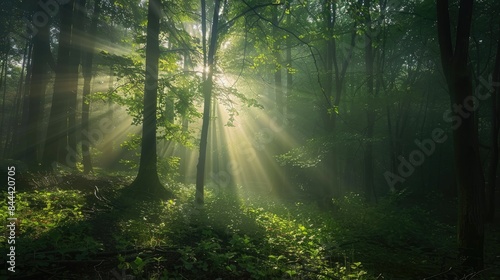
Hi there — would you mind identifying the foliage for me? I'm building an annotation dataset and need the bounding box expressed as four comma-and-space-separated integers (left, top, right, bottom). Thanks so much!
276, 137, 329, 168
0, 189, 102, 274
0, 190, 86, 239
4, 173, 499, 279
107, 188, 372, 279
2, 0, 500, 278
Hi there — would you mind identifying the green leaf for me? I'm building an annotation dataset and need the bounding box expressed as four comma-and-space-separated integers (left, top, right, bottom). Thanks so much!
134, 256, 143, 266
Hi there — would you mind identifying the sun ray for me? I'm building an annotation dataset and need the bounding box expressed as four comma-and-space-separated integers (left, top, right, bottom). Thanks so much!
201, 76, 304, 199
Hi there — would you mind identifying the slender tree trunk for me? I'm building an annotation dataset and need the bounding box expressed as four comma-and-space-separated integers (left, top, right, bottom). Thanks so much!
104, 65, 115, 158
272, 6, 284, 115
286, 1, 292, 114
81, 0, 102, 174
16, 41, 33, 162
283, 0, 293, 196
323, 0, 334, 128
7, 41, 31, 158
9, 41, 27, 155
270, 4, 288, 196
319, 0, 358, 206
332, 24, 356, 130
180, 116, 190, 183
180, 51, 191, 184
386, 106, 397, 192
3, 64, 18, 156
437, 0, 485, 270
317, 0, 335, 207
0, 48, 7, 156
363, 0, 376, 202
195, 0, 221, 205
66, 0, 87, 169
209, 96, 219, 185
201, 0, 207, 70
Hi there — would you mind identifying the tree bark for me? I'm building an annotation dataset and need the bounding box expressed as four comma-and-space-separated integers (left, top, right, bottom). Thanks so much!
286, 1, 292, 111
270, 4, 288, 196
436, 0, 485, 270
66, 0, 87, 169
81, 0, 102, 174
486, 26, 500, 222
0, 46, 8, 157
363, 0, 376, 202
272, 5, 284, 115
13, 38, 32, 162
43, 0, 75, 168
10, 41, 32, 159
180, 51, 191, 184
130, 0, 172, 199
23, 14, 52, 167
195, 0, 221, 205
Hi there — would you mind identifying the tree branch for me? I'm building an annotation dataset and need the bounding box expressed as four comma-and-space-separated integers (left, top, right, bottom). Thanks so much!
239, 0, 331, 107
218, 2, 282, 32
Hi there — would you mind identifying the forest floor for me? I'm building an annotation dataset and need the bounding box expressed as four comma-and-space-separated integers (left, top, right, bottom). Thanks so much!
1, 172, 499, 280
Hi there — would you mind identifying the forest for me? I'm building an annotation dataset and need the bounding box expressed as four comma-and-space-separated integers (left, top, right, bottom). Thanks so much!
1, 0, 500, 279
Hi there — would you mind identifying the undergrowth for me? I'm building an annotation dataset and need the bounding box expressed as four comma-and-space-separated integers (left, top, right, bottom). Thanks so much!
2, 175, 498, 279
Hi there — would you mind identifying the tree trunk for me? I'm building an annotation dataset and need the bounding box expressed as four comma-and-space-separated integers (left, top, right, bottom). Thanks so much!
286, 1, 292, 113
486, 26, 500, 222
209, 96, 219, 185
130, 0, 172, 199
13, 40, 32, 161
315, 0, 336, 207
23, 15, 52, 167
436, 0, 485, 270
363, 0, 376, 202
270, 4, 288, 196
8, 41, 31, 159
272, 6, 284, 115
0, 40, 10, 158
66, 0, 87, 169
180, 116, 190, 183
180, 51, 191, 184
195, 0, 221, 205
43, 0, 75, 168
322, 0, 334, 128
81, 0, 102, 174
316, 0, 359, 206
0, 46, 8, 156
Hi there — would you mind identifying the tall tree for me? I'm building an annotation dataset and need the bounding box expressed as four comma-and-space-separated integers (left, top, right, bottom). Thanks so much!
9, 39, 32, 159
485, 24, 500, 222
285, 0, 292, 109
272, 4, 284, 115
0, 43, 8, 156
43, 0, 75, 168
66, 0, 87, 169
363, 0, 377, 201
195, 0, 221, 205
436, 0, 485, 270
81, 0, 102, 174
24, 16, 54, 166
129, 0, 171, 199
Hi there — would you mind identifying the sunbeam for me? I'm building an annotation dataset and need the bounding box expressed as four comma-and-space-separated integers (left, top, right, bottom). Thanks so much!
200, 74, 303, 199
